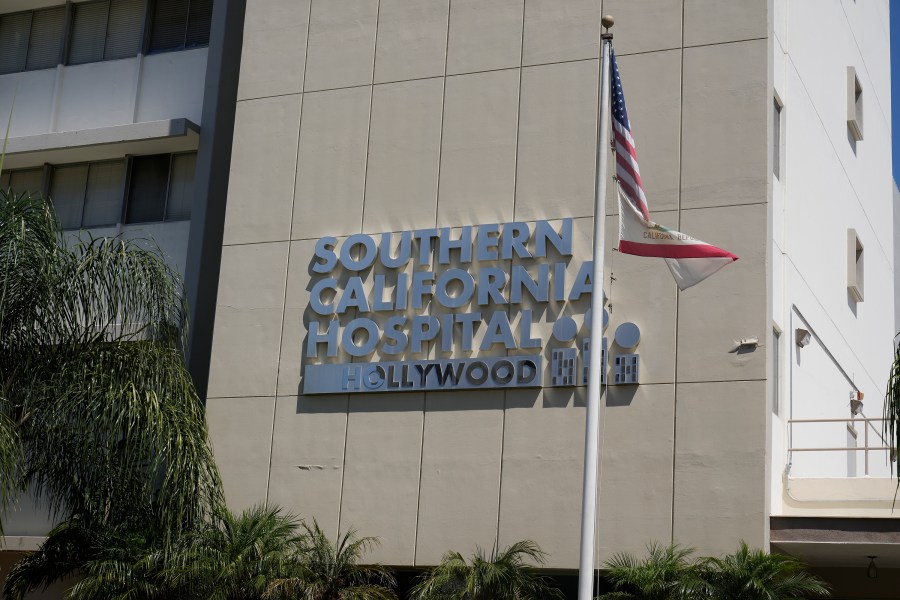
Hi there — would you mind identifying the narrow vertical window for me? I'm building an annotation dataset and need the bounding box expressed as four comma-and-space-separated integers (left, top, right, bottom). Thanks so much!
69, 1, 110, 65
0, 12, 32, 75
847, 229, 864, 302
25, 7, 66, 71
773, 97, 782, 180
126, 154, 171, 224
772, 328, 781, 415
50, 165, 89, 230
847, 66, 864, 141
82, 161, 126, 227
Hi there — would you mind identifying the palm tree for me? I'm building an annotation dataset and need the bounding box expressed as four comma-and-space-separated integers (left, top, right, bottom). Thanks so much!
410, 540, 564, 600
161, 504, 306, 599
695, 542, 829, 600
885, 342, 900, 488
598, 543, 698, 600
264, 519, 397, 600
4, 514, 170, 600
0, 188, 223, 593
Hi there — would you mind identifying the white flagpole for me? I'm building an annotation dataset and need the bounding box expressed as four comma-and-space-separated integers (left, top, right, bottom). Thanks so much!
578, 15, 614, 600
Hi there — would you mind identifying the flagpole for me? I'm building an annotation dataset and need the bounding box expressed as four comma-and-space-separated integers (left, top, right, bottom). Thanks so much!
578, 15, 614, 600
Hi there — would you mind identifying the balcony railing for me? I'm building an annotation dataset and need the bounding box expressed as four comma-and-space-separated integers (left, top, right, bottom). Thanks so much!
788, 417, 895, 477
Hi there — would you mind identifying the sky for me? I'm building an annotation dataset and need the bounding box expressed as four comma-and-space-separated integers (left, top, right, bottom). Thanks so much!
893, 3, 900, 185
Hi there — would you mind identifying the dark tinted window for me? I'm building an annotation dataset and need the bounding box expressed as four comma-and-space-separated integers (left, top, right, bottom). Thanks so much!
104, 0, 145, 60
149, 0, 212, 53
126, 154, 170, 223
0, 12, 32, 74
69, 1, 109, 65
25, 7, 66, 71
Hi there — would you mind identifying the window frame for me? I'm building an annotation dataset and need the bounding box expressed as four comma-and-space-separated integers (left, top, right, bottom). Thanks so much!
0, 6, 70, 75
0, 0, 215, 72
847, 66, 864, 142
146, 0, 212, 55
49, 158, 128, 230
847, 228, 864, 303
123, 151, 196, 225
773, 93, 784, 181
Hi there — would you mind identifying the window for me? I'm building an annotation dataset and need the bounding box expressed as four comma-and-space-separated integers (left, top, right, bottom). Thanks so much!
847, 66, 863, 141
149, 0, 213, 53
0, 7, 66, 75
773, 96, 783, 180
772, 327, 781, 415
69, 0, 144, 65
50, 161, 126, 229
3, 152, 195, 230
125, 153, 197, 224
0, 0, 212, 72
2, 168, 44, 196
847, 228, 864, 302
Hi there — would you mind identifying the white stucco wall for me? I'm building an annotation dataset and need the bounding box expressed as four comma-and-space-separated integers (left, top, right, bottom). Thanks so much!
770, 0, 895, 513
0, 49, 207, 138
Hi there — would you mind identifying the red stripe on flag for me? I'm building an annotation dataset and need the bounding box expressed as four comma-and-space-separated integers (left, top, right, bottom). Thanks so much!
619, 240, 739, 260
616, 153, 645, 190
614, 132, 638, 161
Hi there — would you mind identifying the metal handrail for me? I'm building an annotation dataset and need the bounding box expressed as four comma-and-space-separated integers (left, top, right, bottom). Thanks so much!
788, 417, 895, 477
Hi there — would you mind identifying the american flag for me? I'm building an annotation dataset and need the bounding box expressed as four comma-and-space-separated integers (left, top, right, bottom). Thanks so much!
610, 50, 651, 222
609, 48, 738, 290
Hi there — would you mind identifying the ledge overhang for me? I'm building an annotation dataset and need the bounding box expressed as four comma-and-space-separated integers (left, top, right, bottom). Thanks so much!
2, 118, 200, 170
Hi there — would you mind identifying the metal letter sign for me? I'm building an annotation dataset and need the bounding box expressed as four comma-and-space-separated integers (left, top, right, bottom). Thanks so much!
302, 220, 640, 395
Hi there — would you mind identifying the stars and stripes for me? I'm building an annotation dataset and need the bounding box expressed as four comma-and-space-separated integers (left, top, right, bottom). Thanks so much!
611, 50, 650, 222
609, 49, 738, 290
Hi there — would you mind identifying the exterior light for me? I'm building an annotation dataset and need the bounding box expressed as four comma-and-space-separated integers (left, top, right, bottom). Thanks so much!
867, 556, 877, 579
795, 328, 811, 347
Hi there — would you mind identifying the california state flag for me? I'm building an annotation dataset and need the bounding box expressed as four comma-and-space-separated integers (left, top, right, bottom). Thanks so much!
610, 48, 737, 291
617, 188, 738, 290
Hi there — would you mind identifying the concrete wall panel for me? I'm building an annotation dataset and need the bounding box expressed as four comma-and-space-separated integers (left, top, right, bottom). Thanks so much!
363, 77, 444, 232
415, 391, 504, 565
680, 39, 767, 210
304, 0, 378, 91
437, 69, 520, 228
498, 387, 585, 568
293, 86, 370, 240
208, 242, 289, 399
223, 95, 302, 245
447, 0, 523, 75
603, 0, 683, 56
339, 394, 425, 565
374, 0, 449, 84
522, 0, 601, 66
597, 384, 675, 561
206, 396, 277, 512
238, 0, 311, 100
676, 203, 767, 383
267, 395, 348, 537
684, 0, 768, 47
673, 380, 767, 554
515, 60, 597, 222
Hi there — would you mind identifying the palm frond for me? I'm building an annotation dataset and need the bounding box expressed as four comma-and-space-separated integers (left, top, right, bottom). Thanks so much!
411, 540, 562, 600
0, 191, 222, 540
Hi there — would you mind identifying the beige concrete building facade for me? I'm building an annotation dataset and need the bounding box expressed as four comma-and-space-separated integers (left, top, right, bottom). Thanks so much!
207, 0, 773, 574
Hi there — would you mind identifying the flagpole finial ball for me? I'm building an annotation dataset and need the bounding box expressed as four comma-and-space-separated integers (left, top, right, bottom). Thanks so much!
601, 15, 614, 29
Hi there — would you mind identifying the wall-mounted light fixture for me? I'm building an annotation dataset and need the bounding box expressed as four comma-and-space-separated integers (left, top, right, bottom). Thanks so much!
795, 328, 811, 348
850, 391, 865, 415
867, 556, 877, 579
